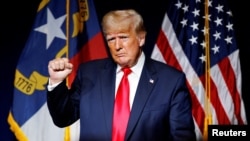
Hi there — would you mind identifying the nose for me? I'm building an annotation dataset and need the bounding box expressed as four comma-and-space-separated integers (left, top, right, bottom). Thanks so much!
114, 38, 122, 51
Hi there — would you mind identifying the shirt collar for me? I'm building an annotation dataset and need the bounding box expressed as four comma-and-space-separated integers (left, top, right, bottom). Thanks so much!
116, 52, 145, 75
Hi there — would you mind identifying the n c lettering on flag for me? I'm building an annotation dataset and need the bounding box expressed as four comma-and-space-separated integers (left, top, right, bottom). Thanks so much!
7, 0, 108, 141
151, 0, 247, 140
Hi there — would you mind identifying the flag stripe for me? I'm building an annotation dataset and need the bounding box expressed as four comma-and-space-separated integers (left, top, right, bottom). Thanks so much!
69, 32, 108, 85
151, 0, 247, 140
228, 50, 247, 124
209, 69, 231, 124
218, 54, 244, 124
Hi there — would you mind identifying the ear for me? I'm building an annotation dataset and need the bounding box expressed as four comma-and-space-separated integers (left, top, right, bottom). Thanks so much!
139, 38, 145, 46
138, 32, 146, 46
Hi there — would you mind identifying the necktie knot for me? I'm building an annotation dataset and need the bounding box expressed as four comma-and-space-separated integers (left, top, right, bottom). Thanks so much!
122, 67, 132, 76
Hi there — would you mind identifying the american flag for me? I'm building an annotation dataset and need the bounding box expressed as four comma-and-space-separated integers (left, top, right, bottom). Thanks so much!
151, 0, 247, 140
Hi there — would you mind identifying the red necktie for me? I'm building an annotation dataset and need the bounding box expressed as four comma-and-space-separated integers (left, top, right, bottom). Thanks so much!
112, 67, 132, 141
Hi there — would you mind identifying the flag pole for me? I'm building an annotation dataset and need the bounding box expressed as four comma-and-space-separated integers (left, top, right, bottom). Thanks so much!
64, 0, 71, 140
203, 0, 212, 140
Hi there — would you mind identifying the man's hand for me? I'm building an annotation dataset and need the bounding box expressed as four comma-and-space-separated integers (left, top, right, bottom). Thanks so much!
48, 57, 73, 85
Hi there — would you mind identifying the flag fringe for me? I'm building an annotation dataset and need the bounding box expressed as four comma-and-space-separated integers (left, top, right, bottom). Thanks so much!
7, 112, 28, 141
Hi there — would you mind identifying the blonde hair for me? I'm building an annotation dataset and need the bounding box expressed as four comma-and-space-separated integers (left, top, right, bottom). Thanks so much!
101, 9, 146, 36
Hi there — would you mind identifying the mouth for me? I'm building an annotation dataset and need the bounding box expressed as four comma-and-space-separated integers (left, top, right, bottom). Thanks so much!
116, 53, 126, 57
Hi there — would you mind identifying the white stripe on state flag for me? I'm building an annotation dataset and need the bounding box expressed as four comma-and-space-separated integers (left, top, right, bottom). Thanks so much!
69, 119, 80, 141
22, 103, 81, 141
21, 103, 65, 141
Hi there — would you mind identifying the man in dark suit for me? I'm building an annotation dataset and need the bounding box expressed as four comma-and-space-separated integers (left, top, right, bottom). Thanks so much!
47, 9, 196, 141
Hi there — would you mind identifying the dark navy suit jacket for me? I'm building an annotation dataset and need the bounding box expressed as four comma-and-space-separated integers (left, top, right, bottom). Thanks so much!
47, 57, 196, 141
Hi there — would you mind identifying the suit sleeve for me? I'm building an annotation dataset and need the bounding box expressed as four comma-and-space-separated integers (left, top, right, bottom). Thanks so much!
169, 73, 196, 141
47, 79, 80, 128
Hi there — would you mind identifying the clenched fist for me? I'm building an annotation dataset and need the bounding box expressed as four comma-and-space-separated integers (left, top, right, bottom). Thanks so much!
48, 57, 73, 85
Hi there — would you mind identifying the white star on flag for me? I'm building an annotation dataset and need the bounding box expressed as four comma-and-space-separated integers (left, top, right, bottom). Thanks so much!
34, 8, 66, 49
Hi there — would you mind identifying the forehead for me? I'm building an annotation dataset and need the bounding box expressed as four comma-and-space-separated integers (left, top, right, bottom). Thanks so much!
105, 25, 136, 37
106, 22, 133, 33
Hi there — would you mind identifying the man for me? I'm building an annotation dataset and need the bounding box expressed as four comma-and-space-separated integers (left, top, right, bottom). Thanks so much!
47, 9, 196, 141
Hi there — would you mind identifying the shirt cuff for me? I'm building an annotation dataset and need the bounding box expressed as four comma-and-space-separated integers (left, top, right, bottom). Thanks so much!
47, 79, 62, 91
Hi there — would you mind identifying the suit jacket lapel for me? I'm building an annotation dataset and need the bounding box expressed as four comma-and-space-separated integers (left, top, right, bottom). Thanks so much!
100, 61, 117, 136
126, 59, 158, 139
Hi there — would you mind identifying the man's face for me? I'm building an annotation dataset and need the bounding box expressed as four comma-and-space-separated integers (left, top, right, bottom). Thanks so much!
106, 28, 145, 67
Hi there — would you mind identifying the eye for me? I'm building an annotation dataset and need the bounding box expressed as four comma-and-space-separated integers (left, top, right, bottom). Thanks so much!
106, 37, 115, 42
119, 36, 128, 41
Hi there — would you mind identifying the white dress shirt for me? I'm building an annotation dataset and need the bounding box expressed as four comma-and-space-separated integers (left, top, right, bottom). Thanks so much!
115, 52, 145, 109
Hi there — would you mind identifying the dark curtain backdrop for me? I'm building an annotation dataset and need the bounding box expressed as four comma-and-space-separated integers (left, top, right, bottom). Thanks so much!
1, 0, 249, 140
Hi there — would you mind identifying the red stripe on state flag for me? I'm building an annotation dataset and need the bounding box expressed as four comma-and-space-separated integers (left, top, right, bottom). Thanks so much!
68, 32, 108, 85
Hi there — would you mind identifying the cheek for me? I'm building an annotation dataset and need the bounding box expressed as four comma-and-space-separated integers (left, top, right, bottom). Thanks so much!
128, 46, 140, 56
108, 46, 118, 58
108, 44, 115, 51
